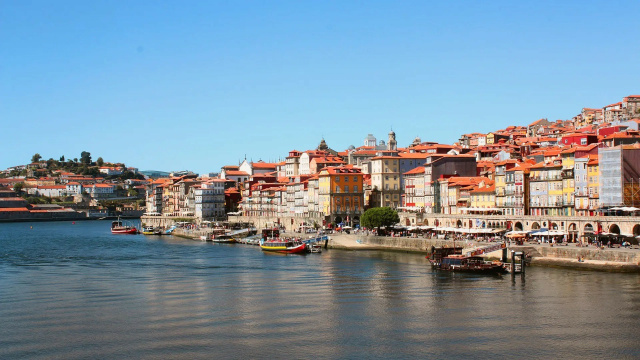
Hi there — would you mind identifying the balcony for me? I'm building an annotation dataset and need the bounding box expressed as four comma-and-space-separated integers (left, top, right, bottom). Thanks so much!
561, 169, 574, 179
530, 175, 562, 181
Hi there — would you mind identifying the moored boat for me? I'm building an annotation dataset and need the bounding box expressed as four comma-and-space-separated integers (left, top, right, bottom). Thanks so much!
111, 217, 138, 235
260, 239, 307, 254
211, 235, 237, 243
142, 226, 155, 235
427, 246, 505, 274
433, 254, 506, 274
307, 243, 322, 253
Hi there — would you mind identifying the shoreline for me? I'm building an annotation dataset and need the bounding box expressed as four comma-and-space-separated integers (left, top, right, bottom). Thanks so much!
164, 228, 640, 273
327, 233, 640, 273
0, 216, 141, 223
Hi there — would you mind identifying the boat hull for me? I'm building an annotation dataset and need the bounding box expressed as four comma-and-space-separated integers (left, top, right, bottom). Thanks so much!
212, 239, 237, 243
430, 255, 507, 274
111, 228, 138, 235
436, 264, 506, 274
260, 243, 307, 254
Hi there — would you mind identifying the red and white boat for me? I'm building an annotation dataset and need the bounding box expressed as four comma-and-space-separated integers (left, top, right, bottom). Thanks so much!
111, 218, 138, 234
260, 239, 307, 254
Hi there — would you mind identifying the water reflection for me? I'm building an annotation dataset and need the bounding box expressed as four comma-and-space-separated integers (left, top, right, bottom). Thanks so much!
1, 221, 640, 359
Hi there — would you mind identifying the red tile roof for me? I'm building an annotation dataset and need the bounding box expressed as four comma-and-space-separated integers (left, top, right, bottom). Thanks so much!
225, 170, 249, 176
403, 166, 425, 175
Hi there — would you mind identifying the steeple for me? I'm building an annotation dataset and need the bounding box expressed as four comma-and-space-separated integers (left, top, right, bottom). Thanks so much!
318, 138, 329, 151
388, 128, 397, 151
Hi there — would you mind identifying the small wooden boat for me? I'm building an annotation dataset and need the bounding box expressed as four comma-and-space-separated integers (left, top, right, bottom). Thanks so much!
427, 246, 505, 274
111, 217, 138, 235
433, 254, 506, 274
260, 240, 307, 254
211, 235, 237, 243
142, 226, 155, 235
307, 243, 322, 253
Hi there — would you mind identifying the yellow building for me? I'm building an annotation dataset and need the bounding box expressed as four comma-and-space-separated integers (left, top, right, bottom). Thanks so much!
560, 148, 576, 216
470, 181, 496, 209
494, 160, 518, 214
442, 177, 486, 214
528, 161, 563, 216
318, 165, 364, 226
587, 155, 599, 212
370, 153, 400, 207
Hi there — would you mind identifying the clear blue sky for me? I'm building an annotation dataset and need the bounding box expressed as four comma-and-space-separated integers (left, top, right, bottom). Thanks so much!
2, 1, 639, 174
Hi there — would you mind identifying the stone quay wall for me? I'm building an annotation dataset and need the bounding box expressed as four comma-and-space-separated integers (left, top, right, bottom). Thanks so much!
328, 234, 640, 271
228, 215, 324, 231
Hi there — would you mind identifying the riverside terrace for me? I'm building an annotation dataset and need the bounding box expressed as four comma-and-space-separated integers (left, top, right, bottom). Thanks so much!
398, 212, 640, 243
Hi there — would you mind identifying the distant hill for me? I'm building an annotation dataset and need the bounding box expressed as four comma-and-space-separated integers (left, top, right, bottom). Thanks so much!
139, 170, 171, 178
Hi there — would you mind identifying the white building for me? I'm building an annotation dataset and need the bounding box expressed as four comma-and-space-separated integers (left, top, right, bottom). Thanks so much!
99, 167, 124, 176
65, 182, 83, 195
195, 179, 226, 219
28, 185, 67, 197
85, 184, 116, 199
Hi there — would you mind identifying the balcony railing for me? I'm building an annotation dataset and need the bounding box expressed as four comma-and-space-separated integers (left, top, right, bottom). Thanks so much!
530, 175, 562, 181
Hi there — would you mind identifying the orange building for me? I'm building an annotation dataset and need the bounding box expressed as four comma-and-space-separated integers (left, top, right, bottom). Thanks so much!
318, 165, 364, 227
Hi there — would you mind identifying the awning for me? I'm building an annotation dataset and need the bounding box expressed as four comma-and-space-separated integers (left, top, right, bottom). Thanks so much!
458, 207, 503, 212
530, 230, 565, 236
506, 231, 527, 238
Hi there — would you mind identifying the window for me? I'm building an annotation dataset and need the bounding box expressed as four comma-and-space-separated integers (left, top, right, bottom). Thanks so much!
335, 177, 340, 182
353, 176, 357, 181
353, 185, 358, 192
344, 186, 349, 193
344, 176, 348, 182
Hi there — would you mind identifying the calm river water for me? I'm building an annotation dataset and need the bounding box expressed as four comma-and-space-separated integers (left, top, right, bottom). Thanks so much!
1, 221, 640, 359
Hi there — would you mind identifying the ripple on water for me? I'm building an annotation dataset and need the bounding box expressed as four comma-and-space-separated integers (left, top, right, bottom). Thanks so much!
1, 222, 640, 359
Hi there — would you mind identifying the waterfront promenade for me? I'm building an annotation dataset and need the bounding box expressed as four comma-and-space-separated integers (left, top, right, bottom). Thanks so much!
398, 212, 640, 241
328, 233, 640, 272
170, 226, 640, 272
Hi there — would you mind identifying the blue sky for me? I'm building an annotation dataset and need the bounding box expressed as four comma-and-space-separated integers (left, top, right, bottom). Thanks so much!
2, 1, 639, 174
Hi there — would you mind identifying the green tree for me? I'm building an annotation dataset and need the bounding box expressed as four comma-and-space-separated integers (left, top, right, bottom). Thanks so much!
31, 153, 42, 163
46, 158, 55, 168
59, 155, 65, 162
96, 157, 104, 166
82, 167, 99, 176
13, 182, 24, 195
80, 151, 92, 165
361, 207, 400, 230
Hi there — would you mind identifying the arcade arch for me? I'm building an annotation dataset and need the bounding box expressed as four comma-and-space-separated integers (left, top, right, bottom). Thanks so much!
609, 224, 620, 235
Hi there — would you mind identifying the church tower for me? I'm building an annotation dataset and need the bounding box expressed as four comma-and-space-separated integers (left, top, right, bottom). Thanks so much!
388, 130, 397, 151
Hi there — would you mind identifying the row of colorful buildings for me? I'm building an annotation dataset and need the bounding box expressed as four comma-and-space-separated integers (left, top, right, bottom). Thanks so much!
134, 94, 640, 226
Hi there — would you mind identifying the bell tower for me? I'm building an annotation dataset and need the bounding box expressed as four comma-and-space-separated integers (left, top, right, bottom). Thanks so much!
388, 129, 397, 151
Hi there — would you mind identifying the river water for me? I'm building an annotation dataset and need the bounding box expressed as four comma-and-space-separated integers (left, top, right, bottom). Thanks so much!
1, 220, 639, 359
